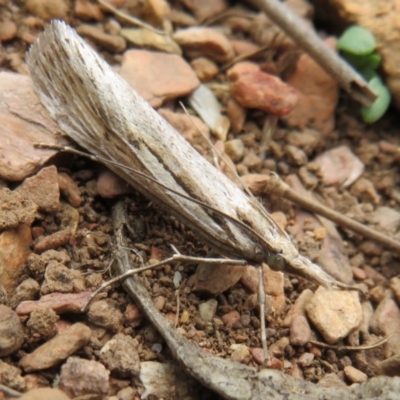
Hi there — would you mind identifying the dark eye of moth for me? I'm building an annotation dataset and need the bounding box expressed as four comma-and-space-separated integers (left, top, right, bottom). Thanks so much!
267, 253, 286, 271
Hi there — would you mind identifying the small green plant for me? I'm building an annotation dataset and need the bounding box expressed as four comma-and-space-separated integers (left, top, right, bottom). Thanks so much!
337, 25, 390, 123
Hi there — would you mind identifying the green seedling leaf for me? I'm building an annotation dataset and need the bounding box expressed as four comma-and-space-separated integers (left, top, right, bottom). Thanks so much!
337, 25, 376, 56
361, 76, 391, 123
342, 51, 381, 71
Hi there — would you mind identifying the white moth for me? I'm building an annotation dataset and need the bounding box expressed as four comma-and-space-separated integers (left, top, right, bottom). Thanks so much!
26, 20, 353, 290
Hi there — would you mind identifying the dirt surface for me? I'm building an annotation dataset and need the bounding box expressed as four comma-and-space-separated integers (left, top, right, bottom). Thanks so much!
1, 1, 400, 399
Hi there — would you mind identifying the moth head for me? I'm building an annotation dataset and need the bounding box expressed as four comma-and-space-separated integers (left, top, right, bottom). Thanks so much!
266, 252, 286, 271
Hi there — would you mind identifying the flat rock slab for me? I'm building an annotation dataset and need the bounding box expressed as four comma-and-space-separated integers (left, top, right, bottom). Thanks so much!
0, 72, 68, 182
306, 286, 362, 344
19, 323, 92, 372
119, 49, 199, 108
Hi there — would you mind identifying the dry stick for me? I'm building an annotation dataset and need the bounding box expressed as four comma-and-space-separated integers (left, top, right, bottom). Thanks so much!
309, 335, 391, 352
97, 0, 166, 35
265, 173, 400, 254
249, 0, 376, 106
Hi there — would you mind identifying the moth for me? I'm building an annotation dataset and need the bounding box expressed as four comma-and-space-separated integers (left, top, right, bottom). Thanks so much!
27, 22, 354, 295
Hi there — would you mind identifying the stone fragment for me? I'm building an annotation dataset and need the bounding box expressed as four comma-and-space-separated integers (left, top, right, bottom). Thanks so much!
283, 289, 313, 327
284, 39, 338, 135
34, 230, 72, 254
378, 354, 400, 377
226, 97, 247, 134
242, 151, 262, 170
298, 352, 314, 367
190, 263, 244, 295
41, 262, 85, 295
221, 310, 240, 326
190, 57, 219, 81
124, 303, 143, 328
318, 372, 346, 388
58, 173, 82, 207
344, 365, 368, 383
225, 139, 245, 162
9, 278, 40, 309
198, 299, 218, 322
306, 287, 362, 344
313, 146, 364, 187
350, 178, 380, 205
74, 0, 103, 20
25, 0, 70, 20
99, 333, 140, 377
0, 360, 26, 392
16, 292, 93, 315
16, 166, 60, 213
119, 49, 199, 108
97, 170, 134, 198
290, 315, 311, 346
88, 300, 124, 331
0, 224, 32, 297
227, 61, 260, 79
20, 323, 92, 372
284, 144, 308, 166
0, 20, 17, 42
230, 344, 250, 363
0, 305, 24, 356
251, 347, 265, 365
269, 337, 290, 358
59, 357, 109, 398
25, 250, 71, 281
26, 308, 59, 342
19, 388, 70, 400
76, 24, 126, 53
370, 297, 400, 355
367, 206, 400, 233
390, 277, 400, 304
286, 129, 323, 156
180, 0, 227, 20
0, 188, 37, 230
173, 27, 234, 62
121, 28, 181, 54
229, 68, 298, 115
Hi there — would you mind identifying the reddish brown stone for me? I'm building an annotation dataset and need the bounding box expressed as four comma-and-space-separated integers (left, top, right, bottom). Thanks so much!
34, 230, 72, 254
230, 70, 298, 115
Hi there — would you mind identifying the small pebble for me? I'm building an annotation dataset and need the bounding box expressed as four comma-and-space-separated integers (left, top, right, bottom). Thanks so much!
298, 352, 314, 367
0, 305, 24, 357
198, 299, 218, 322
343, 365, 368, 383
59, 357, 109, 398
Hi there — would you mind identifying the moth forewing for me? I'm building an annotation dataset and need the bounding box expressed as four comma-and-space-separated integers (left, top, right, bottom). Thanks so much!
27, 21, 350, 290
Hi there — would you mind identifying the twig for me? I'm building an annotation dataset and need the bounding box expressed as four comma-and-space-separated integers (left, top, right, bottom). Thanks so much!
249, 0, 376, 107
265, 173, 400, 254
309, 334, 391, 352
97, 0, 166, 35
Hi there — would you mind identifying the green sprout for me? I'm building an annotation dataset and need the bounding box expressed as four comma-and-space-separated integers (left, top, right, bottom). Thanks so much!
337, 25, 390, 123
